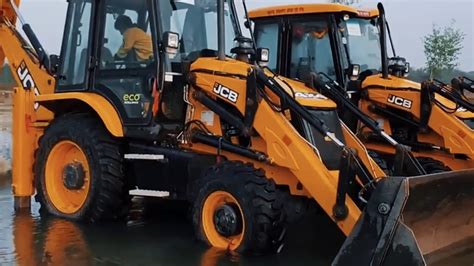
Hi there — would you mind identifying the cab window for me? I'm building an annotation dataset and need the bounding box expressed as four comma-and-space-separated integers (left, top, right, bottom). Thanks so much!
57, 0, 93, 88
93, 0, 157, 125
255, 22, 279, 71
100, 0, 155, 70
290, 20, 336, 80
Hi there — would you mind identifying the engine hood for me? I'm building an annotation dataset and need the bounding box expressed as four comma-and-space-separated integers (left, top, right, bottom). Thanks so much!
362, 74, 474, 119
190, 57, 337, 109
271, 75, 337, 109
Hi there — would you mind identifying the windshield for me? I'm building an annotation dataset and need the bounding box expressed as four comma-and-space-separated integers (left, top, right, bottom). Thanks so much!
158, 0, 242, 59
289, 20, 336, 79
340, 18, 381, 72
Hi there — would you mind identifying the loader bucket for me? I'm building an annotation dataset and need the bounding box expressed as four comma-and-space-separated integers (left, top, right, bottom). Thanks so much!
333, 170, 474, 266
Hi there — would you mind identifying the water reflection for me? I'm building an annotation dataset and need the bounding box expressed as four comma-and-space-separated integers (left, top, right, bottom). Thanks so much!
14, 214, 92, 265
1, 179, 344, 266
200, 248, 240, 266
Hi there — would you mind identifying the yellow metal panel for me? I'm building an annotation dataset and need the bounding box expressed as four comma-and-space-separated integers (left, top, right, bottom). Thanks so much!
36, 93, 124, 137
273, 75, 338, 109
249, 4, 378, 19
0, 48, 5, 67
0, 0, 21, 24
252, 100, 361, 236
12, 86, 38, 197
191, 57, 250, 77
362, 74, 421, 90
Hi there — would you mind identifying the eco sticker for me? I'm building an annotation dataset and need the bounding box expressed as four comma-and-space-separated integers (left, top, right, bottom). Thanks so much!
123, 94, 142, 105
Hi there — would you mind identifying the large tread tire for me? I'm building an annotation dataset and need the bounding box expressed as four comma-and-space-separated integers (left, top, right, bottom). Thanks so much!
416, 157, 451, 174
35, 113, 126, 222
190, 161, 285, 254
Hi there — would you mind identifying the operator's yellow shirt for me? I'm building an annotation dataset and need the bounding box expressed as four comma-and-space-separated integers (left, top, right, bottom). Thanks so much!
116, 27, 153, 61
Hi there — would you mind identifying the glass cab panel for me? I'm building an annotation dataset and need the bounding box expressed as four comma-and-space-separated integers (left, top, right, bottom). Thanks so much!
57, 0, 93, 90
254, 22, 280, 72
154, 0, 240, 128
94, 0, 158, 125
289, 20, 336, 80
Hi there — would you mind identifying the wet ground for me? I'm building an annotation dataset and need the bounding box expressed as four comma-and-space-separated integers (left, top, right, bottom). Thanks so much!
0, 178, 345, 266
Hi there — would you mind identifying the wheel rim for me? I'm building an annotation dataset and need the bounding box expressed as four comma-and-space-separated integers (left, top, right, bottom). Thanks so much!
202, 191, 245, 250
45, 140, 91, 214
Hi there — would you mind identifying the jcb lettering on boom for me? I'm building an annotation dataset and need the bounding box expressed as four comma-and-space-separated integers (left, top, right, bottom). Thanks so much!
213, 83, 239, 103
387, 94, 412, 109
17, 61, 40, 110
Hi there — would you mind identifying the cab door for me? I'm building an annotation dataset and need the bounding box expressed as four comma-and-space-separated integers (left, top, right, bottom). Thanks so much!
92, 0, 159, 126
56, 0, 95, 92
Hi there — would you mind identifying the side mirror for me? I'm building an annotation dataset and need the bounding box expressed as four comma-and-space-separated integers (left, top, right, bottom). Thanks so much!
388, 57, 409, 78
347, 64, 361, 80
163, 31, 180, 57
49, 54, 60, 75
403, 62, 410, 77
256, 48, 270, 67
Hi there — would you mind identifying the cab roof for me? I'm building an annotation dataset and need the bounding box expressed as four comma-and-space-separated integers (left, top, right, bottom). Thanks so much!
248, 3, 379, 19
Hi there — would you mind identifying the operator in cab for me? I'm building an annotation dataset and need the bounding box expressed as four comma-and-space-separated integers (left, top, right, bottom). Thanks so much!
114, 15, 153, 62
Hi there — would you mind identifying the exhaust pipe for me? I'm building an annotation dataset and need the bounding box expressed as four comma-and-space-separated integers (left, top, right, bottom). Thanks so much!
217, 0, 226, 61
378, 3, 389, 79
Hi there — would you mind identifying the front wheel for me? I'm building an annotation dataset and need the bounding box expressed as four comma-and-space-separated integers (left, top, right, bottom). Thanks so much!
191, 161, 285, 254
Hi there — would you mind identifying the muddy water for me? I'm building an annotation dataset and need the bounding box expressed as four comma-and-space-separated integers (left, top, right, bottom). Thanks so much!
0, 181, 344, 266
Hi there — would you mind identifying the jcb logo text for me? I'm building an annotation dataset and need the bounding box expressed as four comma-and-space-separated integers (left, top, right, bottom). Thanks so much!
17, 61, 40, 110
213, 83, 239, 103
387, 95, 412, 109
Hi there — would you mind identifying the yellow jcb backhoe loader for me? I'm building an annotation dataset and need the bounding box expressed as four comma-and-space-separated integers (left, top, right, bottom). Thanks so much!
452, 76, 474, 103
250, 3, 474, 173
1, 0, 473, 264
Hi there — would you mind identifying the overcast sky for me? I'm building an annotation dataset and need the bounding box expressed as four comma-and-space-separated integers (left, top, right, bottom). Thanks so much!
19, 0, 474, 71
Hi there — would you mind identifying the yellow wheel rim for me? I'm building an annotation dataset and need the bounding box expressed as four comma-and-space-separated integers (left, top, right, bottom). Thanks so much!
202, 191, 245, 250
45, 141, 91, 214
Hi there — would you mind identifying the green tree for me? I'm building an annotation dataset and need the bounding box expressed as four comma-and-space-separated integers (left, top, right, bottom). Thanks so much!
330, 0, 359, 5
423, 21, 465, 80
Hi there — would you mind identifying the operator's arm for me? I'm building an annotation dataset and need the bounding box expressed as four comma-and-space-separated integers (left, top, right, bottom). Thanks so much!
116, 29, 136, 58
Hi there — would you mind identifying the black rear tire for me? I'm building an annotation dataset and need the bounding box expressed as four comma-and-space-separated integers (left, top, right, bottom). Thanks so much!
190, 161, 285, 254
35, 113, 126, 222
416, 157, 451, 174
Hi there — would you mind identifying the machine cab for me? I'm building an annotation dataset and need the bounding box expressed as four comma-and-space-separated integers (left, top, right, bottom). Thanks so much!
54, 0, 239, 135
251, 6, 382, 87
56, 0, 159, 127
